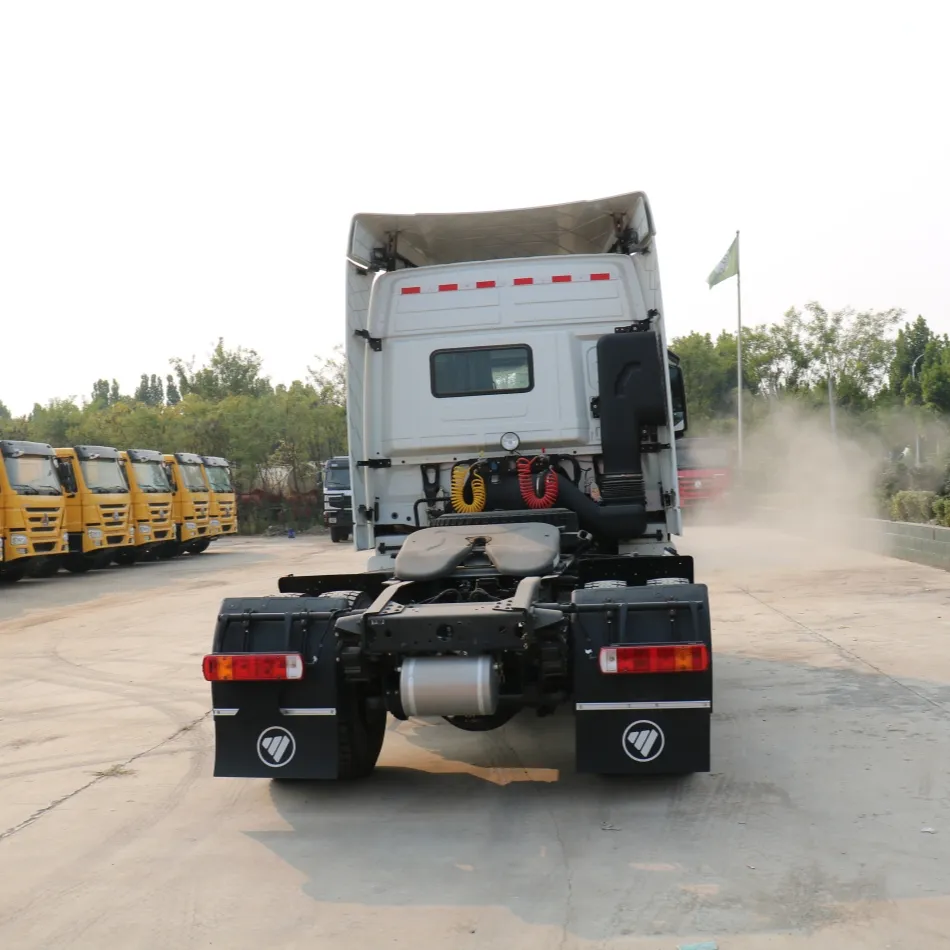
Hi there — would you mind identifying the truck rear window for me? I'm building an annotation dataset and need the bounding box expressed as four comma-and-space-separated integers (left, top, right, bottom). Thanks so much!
430, 345, 533, 398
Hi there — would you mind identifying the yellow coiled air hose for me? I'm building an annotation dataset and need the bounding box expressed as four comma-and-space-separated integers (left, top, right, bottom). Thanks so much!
450, 464, 486, 513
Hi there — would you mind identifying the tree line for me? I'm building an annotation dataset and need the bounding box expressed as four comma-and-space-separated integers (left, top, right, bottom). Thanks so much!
670, 302, 948, 450
0, 339, 348, 511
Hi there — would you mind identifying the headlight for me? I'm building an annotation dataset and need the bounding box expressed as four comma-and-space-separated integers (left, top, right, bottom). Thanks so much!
11, 534, 28, 546
186, 522, 196, 531
139, 524, 151, 534
500, 431, 520, 452
87, 528, 103, 540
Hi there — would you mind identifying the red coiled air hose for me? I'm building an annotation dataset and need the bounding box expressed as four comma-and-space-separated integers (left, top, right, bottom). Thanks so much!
517, 457, 558, 509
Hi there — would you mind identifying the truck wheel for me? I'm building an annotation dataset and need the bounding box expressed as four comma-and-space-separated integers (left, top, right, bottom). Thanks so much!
329, 526, 346, 543
113, 549, 140, 567
64, 555, 92, 574
190, 539, 211, 554
337, 685, 387, 780
326, 589, 385, 780
0, 562, 27, 583
27, 557, 59, 578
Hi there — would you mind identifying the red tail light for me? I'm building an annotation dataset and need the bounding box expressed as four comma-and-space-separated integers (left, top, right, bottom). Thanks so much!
202, 653, 304, 681
599, 643, 709, 674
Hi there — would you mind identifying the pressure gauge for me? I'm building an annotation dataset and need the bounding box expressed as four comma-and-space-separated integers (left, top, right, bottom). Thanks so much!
500, 431, 520, 452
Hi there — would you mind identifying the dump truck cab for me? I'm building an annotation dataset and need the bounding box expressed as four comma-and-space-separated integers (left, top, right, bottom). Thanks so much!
163, 452, 212, 554
0, 440, 68, 582
322, 456, 353, 543
201, 456, 237, 538
55, 444, 133, 573
676, 437, 733, 510
204, 191, 712, 784
117, 449, 175, 563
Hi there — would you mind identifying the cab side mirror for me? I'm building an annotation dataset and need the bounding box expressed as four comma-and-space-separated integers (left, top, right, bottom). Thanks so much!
55, 458, 77, 495
668, 359, 688, 438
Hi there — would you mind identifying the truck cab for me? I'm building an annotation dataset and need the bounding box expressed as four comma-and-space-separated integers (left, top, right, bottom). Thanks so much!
201, 456, 237, 538
676, 437, 733, 510
0, 440, 68, 582
163, 452, 212, 555
322, 455, 352, 543
55, 445, 134, 573
118, 449, 175, 563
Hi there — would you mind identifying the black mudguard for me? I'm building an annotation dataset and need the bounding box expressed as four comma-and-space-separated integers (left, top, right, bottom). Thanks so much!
571, 583, 713, 775
209, 595, 350, 779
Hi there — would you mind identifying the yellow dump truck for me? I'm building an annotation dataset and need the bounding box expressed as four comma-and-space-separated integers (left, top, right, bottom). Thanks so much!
117, 449, 175, 564
55, 444, 134, 573
0, 439, 68, 582
201, 455, 237, 538
163, 452, 212, 555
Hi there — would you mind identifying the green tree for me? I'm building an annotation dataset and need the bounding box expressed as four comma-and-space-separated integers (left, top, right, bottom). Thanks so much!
171, 338, 273, 402
308, 345, 347, 407
782, 301, 903, 409
889, 315, 934, 403
165, 374, 181, 406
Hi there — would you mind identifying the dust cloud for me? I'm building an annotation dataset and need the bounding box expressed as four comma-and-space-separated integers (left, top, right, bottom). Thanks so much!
736, 400, 883, 543
679, 400, 894, 570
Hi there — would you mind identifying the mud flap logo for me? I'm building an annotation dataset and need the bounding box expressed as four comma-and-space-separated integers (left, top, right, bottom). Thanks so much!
257, 726, 296, 767
622, 720, 665, 763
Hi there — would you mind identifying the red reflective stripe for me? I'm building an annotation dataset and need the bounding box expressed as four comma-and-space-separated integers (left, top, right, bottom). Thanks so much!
476, 280, 496, 289
513, 277, 534, 286
552, 275, 572, 283
438, 283, 459, 292
591, 272, 611, 281
401, 286, 421, 295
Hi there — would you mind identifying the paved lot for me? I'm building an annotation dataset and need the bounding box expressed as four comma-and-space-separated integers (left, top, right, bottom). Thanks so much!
2, 528, 950, 948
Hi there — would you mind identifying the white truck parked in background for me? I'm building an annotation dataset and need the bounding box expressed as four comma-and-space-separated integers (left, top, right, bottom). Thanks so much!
204, 192, 713, 781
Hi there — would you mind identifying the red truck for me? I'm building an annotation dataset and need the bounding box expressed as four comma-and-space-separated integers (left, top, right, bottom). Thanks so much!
676, 437, 733, 509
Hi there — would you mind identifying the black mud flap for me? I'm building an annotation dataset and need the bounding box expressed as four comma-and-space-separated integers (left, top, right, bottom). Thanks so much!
575, 704, 710, 775
212, 706, 340, 780
208, 595, 350, 780
571, 582, 712, 775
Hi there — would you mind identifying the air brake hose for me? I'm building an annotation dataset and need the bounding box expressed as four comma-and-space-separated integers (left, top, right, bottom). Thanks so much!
517, 457, 558, 509
450, 464, 486, 513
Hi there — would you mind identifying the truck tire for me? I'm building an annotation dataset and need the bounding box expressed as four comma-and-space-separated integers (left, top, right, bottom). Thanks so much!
329, 526, 348, 543
27, 557, 59, 578
336, 685, 388, 779
0, 562, 27, 583
65, 553, 96, 574
325, 589, 385, 779
113, 549, 140, 567
190, 539, 211, 554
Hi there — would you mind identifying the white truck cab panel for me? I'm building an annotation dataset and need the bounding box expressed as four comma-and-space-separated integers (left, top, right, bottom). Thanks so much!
344, 192, 683, 556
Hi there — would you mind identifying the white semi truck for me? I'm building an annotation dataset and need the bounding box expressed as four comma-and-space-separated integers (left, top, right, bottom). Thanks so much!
204, 192, 713, 780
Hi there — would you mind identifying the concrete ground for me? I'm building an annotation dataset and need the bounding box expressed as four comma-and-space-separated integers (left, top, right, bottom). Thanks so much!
2, 527, 950, 948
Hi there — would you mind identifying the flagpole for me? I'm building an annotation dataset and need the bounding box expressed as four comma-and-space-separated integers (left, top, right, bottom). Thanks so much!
735, 229, 743, 472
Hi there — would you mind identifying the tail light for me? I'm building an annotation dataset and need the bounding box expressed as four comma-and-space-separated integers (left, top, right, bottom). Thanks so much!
202, 653, 304, 681
599, 643, 709, 674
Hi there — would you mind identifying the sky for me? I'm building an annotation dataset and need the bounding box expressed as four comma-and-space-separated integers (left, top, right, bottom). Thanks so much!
2, 0, 948, 416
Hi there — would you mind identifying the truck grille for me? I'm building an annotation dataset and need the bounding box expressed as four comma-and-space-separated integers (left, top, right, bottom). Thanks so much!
100, 503, 129, 528
25, 506, 62, 535
149, 503, 171, 523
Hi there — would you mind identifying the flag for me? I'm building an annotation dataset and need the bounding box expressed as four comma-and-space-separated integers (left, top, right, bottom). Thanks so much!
707, 233, 739, 288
